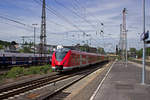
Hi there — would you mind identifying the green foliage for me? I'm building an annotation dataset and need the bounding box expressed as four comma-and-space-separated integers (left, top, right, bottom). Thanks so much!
80, 44, 89, 52
28, 66, 42, 74
128, 57, 133, 60
0, 45, 3, 49
136, 49, 143, 58
0, 40, 11, 46
117, 56, 121, 60
19, 47, 32, 53
24, 41, 33, 47
19, 49, 24, 53
98, 48, 105, 54
146, 48, 150, 56
135, 48, 150, 58
3, 65, 51, 80
19, 41, 34, 53
24, 65, 51, 75
130, 48, 136, 53
6, 67, 25, 78
40, 65, 50, 74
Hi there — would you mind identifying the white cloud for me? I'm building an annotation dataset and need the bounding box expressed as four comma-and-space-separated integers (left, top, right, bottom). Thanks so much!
0, 0, 147, 52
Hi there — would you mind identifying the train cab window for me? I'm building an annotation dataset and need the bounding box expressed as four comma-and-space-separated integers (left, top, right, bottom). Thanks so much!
55, 48, 70, 61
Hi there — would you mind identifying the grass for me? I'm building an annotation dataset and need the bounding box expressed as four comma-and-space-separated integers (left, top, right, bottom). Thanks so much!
6, 67, 25, 78
0, 73, 7, 83
0, 65, 52, 81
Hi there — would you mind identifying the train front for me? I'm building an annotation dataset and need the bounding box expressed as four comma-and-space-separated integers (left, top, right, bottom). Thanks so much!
51, 48, 70, 72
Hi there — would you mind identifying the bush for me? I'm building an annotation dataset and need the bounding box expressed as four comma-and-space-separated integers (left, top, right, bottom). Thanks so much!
25, 65, 51, 75
6, 67, 25, 78
40, 65, 50, 74
27, 66, 41, 74
4, 65, 51, 79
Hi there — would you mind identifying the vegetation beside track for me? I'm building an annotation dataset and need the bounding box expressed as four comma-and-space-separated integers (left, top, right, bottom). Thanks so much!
0, 65, 52, 83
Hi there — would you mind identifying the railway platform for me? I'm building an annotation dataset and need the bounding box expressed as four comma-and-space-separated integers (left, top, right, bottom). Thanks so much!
90, 61, 150, 100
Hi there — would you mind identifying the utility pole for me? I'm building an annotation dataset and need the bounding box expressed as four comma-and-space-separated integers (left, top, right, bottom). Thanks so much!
122, 8, 127, 66
40, 0, 46, 57
119, 24, 123, 59
142, 0, 146, 84
32, 24, 38, 56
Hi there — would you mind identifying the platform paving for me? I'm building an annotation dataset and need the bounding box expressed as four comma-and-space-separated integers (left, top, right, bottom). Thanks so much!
91, 61, 150, 100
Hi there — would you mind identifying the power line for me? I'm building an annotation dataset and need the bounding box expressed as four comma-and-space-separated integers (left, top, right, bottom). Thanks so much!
74, 0, 86, 11
73, 0, 103, 24
70, 1, 82, 13
0, 16, 26, 26
0, 13, 23, 22
35, 0, 104, 47
0, 21, 33, 32
0, 15, 34, 29
72, 0, 104, 36
54, 0, 96, 29
71, 0, 87, 18
34, 0, 87, 34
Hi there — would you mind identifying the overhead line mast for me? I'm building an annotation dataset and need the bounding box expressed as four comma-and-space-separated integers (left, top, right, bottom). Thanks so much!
34, 0, 88, 35
40, 0, 46, 56
122, 8, 127, 66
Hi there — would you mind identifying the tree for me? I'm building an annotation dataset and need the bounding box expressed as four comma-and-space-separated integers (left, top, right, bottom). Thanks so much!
0, 45, 3, 49
79, 44, 89, 52
98, 47, 105, 54
19, 47, 32, 53
11, 41, 17, 45
136, 49, 142, 58
130, 48, 136, 53
0, 40, 11, 46
146, 48, 150, 56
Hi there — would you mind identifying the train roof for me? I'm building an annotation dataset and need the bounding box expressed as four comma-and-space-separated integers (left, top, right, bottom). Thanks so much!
54, 48, 107, 57
0, 52, 52, 57
70, 49, 105, 56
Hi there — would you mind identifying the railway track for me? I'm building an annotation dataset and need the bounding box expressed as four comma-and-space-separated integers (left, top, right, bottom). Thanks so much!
0, 61, 108, 100
0, 71, 7, 75
0, 73, 64, 100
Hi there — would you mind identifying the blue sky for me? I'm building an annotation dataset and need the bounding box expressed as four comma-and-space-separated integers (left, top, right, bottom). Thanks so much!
0, 0, 150, 52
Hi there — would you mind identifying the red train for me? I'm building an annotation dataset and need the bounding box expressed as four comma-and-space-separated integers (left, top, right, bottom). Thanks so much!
51, 48, 108, 72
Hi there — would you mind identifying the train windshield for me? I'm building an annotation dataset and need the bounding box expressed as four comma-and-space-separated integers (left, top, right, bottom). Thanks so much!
55, 48, 70, 61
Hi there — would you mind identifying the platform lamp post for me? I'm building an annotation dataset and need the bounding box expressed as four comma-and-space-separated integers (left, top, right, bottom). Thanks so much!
32, 24, 38, 56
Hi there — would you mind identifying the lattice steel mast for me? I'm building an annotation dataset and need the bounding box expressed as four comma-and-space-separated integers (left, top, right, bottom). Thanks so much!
40, 0, 46, 56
